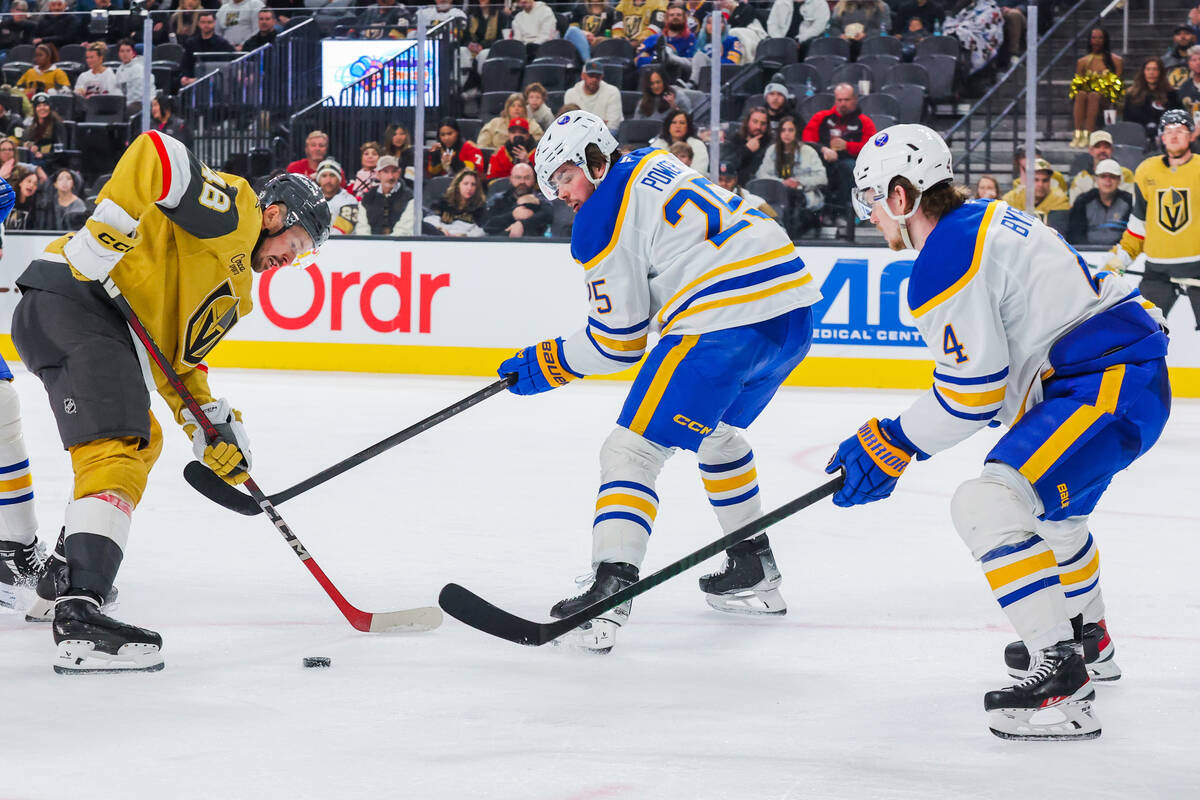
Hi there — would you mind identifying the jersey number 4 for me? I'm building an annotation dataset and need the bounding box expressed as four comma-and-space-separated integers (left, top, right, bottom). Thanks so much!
943, 324, 968, 364
663, 176, 768, 248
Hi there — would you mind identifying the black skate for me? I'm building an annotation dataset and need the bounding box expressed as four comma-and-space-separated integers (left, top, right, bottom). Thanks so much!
53, 593, 163, 674
985, 640, 1100, 741
1005, 618, 1120, 681
25, 531, 118, 623
0, 538, 46, 609
698, 534, 787, 616
549, 561, 638, 654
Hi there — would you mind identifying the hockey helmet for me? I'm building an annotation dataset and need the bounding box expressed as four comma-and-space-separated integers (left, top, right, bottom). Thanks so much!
1158, 108, 1195, 137
851, 124, 954, 222
257, 173, 332, 252
534, 109, 619, 200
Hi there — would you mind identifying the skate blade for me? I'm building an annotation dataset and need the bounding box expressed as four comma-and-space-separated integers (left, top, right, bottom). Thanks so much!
54, 640, 164, 675
550, 618, 619, 655
704, 587, 787, 616
987, 700, 1101, 741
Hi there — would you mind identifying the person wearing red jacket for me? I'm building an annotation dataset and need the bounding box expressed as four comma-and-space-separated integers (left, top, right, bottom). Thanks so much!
485, 117, 537, 181
426, 118, 485, 179
802, 83, 876, 225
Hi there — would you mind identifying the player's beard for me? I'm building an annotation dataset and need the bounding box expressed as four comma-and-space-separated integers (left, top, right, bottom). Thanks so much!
882, 222, 906, 251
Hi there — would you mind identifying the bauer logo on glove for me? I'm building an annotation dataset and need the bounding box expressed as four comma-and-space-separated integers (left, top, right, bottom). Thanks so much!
498, 338, 583, 396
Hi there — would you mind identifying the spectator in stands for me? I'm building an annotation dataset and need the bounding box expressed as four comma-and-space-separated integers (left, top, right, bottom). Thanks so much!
731, 106, 772, 184
21, 93, 64, 160
180, 11, 235, 87
479, 93, 545, 149
1178, 45, 1200, 144
425, 170, 488, 237
717, 158, 778, 218
763, 81, 796, 127
115, 39, 151, 115
1068, 130, 1133, 203
942, 0, 1003, 78
613, 0, 667, 43
894, 0, 944, 39
1001, 157, 1069, 219
512, 0, 558, 58
265, 0, 300, 26
357, 155, 414, 235
564, 59, 624, 130
383, 123, 414, 176
633, 65, 677, 120
89, 0, 140, 46
464, 0, 509, 79
974, 174, 999, 199
829, 0, 890, 59
1008, 148, 1067, 198
1187, 4, 1200, 41
636, 5, 697, 81
359, 0, 410, 39
172, 0, 203, 41
1067, 158, 1131, 247
427, 117, 486, 177
416, 0, 467, 31
75, 43, 118, 98
17, 44, 70, 98
349, 140, 381, 198
1163, 25, 1197, 87
5, 166, 41, 231
681, 0, 706, 35
1124, 57, 1182, 141
688, 11, 744, 87
33, 0, 82, 50
524, 82, 555, 130
567, 0, 616, 62
649, 109, 708, 174
996, 1, 1026, 66
0, 2, 36, 56
315, 158, 362, 235
241, 9, 279, 51
802, 83, 875, 223
287, 130, 331, 179
35, 167, 85, 231
756, 115, 825, 210
0, 136, 41, 184
668, 140, 694, 165
767, 0, 830, 56
151, 93, 190, 146
484, 162, 552, 237
217, 0, 265, 48
714, 0, 770, 57
1068, 26, 1123, 149
486, 116, 536, 180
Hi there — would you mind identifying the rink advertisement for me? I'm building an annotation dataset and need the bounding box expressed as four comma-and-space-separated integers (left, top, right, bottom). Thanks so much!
1, 234, 1197, 395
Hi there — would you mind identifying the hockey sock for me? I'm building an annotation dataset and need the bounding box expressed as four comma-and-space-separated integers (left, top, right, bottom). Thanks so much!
0, 381, 37, 545
696, 424, 761, 534
1052, 530, 1104, 622
591, 427, 671, 568
979, 534, 1072, 652
62, 493, 131, 600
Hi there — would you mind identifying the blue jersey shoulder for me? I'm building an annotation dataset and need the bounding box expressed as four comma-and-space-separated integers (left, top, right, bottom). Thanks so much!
0, 176, 14, 221
907, 199, 992, 315
570, 147, 657, 265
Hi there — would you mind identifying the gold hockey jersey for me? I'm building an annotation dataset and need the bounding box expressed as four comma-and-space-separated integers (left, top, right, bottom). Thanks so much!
1114, 152, 1200, 275
16, 131, 263, 426
612, 0, 667, 41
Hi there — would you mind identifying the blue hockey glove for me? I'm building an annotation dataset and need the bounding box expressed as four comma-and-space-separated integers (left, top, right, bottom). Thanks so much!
498, 337, 582, 396
825, 417, 915, 507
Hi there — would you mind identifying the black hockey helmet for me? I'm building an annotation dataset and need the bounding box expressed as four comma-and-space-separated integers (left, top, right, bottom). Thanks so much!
257, 173, 331, 251
1158, 108, 1195, 137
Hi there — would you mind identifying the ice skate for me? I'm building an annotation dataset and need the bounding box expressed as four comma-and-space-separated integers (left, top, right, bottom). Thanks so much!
24, 532, 118, 623
0, 538, 46, 610
1005, 618, 1120, 681
985, 640, 1100, 741
549, 562, 638, 655
698, 534, 787, 616
53, 594, 163, 675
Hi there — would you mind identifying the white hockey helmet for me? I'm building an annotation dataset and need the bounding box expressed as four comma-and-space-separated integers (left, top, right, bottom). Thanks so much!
851, 124, 954, 223
534, 109, 620, 200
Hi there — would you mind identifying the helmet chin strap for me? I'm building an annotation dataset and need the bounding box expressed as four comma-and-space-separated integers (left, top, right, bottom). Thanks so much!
880, 188, 923, 250
583, 156, 612, 190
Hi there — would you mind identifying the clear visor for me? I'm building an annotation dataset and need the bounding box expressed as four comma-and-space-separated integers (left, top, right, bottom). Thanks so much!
850, 186, 882, 221
545, 160, 586, 200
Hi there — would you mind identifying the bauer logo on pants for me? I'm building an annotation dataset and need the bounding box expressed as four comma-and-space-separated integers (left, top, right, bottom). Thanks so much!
184, 280, 240, 366
1157, 187, 1190, 233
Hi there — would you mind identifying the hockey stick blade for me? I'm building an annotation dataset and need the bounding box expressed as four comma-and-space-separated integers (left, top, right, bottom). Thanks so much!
182, 376, 517, 516
439, 475, 843, 646
367, 606, 444, 633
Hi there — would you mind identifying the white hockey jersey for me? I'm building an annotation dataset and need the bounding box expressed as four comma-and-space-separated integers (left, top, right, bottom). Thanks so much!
897, 199, 1165, 456
560, 147, 822, 376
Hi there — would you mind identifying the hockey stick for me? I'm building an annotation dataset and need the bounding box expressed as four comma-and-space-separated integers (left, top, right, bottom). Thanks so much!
100, 277, 441, 633
183, 374, 517, 516
438, 474, 844, 646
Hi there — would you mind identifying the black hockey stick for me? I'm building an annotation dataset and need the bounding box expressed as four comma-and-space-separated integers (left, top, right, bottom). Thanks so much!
101, 277, 441, 633
438, 474, 844, 646
183, 374, 517, 515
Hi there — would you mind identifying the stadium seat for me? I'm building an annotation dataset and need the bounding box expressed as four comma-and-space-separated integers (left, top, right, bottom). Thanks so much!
457, 117, 483, 143
620, 90, 641, 117
6, 44, 34, 63
48, 93, 78, 121
85, 95, 127, 123
617, 118, 660, 146
857, 55, 901, 89
915, 54, 957, 101
1, 62, 31, 86
481, 58, 524, 94
755, 37, 800, 71
487, 176, 511, 197
591, 38, 636, 66
745, 177, 791, 212
741, 93, 766, 118
153, 43, 186, 65
1103, 121, 1147, 147
880, 83, 926, 123
55, 61, 85, 85
481, 90, 511, 118
536, 39, 582, 67
1045, 209, 1070, 237
800, 92, 835, 120
859, 92, 901, 120
551, 198, 574, 236
801, 55, 846, 91
1111, 143, 1144, 171
859, 36, 903, 59
829, 62, 874, 93
915, 36, 961, 59
58, 43, 86, 64
546, 90, 566, 111
0, 93, 24, 116
591, 60, 627, 89
868, 112, 898, 129
887, 63, 931, 91
522, 62, 568, 92
152, 62, 179, 94
424, 175, 452, 200
696, 64, 756, 93
487, 39, 528, 63
805, 37, 850, 59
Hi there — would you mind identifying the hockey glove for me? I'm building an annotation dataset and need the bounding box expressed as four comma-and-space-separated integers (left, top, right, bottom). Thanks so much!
498, 338, 581, 396
181, 398, 252, 485
825, 417, 914, 507
62, 199, 141, 282
1102, 247, 1131, 275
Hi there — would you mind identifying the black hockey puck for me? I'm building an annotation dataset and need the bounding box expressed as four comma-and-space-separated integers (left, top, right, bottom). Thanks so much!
303, 656, 331, 668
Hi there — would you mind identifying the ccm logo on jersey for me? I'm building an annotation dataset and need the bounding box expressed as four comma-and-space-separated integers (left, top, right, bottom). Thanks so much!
673, 415, 712, 435
96, 231, 134, 252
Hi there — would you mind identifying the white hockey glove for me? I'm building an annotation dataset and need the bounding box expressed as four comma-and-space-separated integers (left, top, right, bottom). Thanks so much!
62, 198, 140, 282
181, 398, 252, 485
1103, 247, 1131, 275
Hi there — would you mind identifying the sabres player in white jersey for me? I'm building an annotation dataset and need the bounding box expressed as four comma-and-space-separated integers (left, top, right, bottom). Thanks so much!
825, 125, 1170, 740
499, 110, 822, 652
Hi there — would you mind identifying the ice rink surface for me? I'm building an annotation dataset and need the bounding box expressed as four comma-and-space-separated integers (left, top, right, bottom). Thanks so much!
1, 366, 1197, 800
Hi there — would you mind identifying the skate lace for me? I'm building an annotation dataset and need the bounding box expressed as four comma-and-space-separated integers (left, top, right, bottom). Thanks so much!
563, 572, 596, 603
1016, 650, 1061, 688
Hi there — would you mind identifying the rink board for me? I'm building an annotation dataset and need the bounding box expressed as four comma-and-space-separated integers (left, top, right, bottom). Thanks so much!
2, 234, 1197, 396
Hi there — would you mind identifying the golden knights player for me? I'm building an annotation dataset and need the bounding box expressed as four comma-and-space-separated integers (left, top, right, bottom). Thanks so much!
11, 132, 330, 674
1107, 109, 1200, 326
